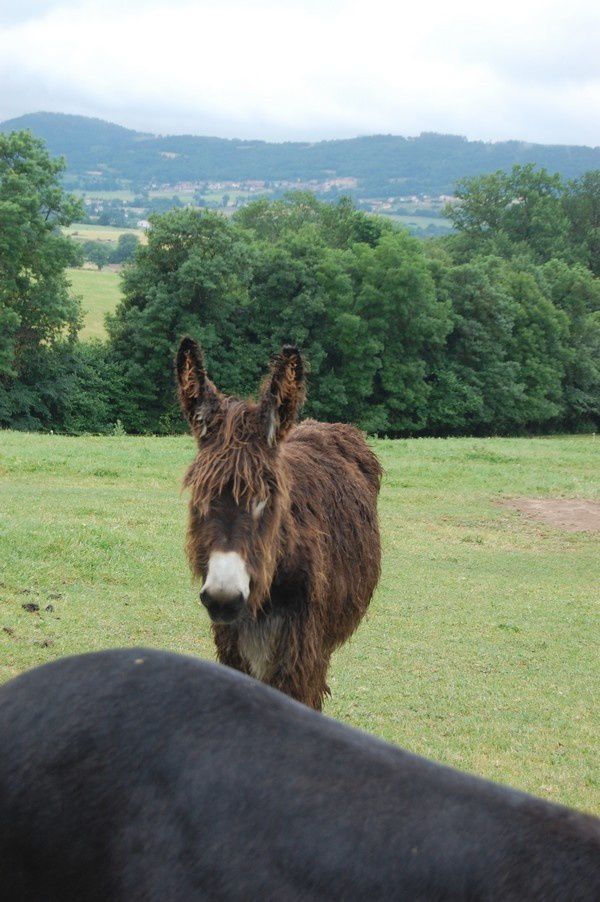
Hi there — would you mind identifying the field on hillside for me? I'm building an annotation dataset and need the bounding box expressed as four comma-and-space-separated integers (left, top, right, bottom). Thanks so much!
68, 267, 122, 338
387, 213, 453, 230
79, 190, 136, 202
66, 223, 146, 243
78, 188, 197, 203
0, 433, 598, 813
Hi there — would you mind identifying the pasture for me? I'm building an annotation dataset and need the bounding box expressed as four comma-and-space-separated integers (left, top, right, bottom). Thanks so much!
77, 188, 198, 203
68, 267, 122, 338
0, 432, 598, 813
387, 213, 453, 230
78, 189, 137, 202
66, 223, 146, 243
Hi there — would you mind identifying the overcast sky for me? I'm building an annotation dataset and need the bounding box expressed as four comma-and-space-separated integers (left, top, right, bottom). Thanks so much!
0, 0, 599, 145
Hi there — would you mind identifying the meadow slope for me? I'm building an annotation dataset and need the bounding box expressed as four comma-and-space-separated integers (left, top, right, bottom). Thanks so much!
68, 267, 122, 338
0, 432, 598, 813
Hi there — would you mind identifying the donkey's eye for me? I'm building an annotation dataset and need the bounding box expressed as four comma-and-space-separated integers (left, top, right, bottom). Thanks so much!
252, 498, 268, 521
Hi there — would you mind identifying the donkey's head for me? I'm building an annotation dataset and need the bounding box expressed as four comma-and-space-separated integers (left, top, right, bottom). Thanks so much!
176, 337, 305, 624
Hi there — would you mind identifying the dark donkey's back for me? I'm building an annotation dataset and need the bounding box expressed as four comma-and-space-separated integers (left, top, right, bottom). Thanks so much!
1, 648, 598, 901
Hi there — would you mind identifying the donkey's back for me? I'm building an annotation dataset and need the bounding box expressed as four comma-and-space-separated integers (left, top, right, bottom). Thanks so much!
280, 417, 382, 651
286, 418, 383, 492
1, 648, 599, 901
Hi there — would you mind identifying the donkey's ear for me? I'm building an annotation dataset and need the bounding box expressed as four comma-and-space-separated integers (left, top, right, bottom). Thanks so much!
259, 345, 305, 446
175, 337, 220, 437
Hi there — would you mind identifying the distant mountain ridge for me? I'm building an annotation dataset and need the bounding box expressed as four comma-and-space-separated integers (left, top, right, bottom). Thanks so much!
2, 111, 600, 196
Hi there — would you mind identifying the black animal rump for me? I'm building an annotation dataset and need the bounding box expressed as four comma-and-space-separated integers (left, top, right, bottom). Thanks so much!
1, 649, 599, 901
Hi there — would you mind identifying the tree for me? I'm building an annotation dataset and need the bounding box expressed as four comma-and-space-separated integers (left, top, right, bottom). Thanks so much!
446, 164, 571, 264
426, 257, 523, 433
235, 193, 390, 249
564, 171, 600, 276
83, 241, 111, 269
106, 199, 449, 434
426, 256, 568, 434
503, 268, 567, 427
347, 231, 450, 433
235, 197, 447, 432
240, 229, 381, 427
106, 209, 253, 432
110, 232, 139, 264
539, 260, 600, 427
0, 131, 83, 429
58, 341, 130, 435
104, 195, 594, 437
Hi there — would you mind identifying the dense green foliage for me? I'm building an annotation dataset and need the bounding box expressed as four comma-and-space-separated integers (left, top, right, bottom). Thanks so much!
102, 180, 599, 435
1, 131, 599, 435
82, 240, 111, 270
0, 131, 83, 429
2, 112, 600, 197
564, 171, 600, 276
105, 196, 452, 433
81, 233, 139, 268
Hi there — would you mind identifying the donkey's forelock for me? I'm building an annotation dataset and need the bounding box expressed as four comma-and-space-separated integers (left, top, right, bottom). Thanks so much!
183, 398, 281, 514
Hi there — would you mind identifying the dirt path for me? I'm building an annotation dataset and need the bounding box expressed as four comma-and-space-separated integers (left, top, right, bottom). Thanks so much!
500, 498, 600, 532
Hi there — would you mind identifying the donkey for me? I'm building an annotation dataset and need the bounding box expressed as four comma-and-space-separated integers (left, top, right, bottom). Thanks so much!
175, 337, 382, 709
2, 648, 599, 901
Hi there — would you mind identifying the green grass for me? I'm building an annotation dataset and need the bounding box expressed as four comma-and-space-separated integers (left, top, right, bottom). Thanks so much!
77, 188, 211, 204
79, 190, 136, 202
76, 188, 235, 205
387, 213, 452, 229
0, 433, 598, 813
66, 223, 146, 243
149, 188, 198, 203
68, 268, 122, 338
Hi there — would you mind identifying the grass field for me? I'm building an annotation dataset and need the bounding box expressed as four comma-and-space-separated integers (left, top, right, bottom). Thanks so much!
66, 223, 146, 243
79, 190, 136, 202
0, 433, 598, 813
387, 213, 453, 229
202, 189, 272, 204
68, 268, 122, 338
149, 187, 198, 203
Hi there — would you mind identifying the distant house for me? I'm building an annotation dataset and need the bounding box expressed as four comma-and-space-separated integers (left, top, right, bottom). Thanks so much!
137, 219, 150, 229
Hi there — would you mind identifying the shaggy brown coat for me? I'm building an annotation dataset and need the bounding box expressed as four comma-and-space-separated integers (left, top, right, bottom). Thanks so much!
176, 338, 381, 709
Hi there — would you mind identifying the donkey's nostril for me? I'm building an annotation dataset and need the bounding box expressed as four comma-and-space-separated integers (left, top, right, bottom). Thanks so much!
200, 589, 243, 606
200, 591, 244, 624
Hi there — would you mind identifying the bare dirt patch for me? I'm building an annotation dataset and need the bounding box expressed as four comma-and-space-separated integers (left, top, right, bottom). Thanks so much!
500, 498, 600, 532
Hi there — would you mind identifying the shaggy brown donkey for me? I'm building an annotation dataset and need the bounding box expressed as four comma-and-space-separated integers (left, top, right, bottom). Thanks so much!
176, 337, 382, 709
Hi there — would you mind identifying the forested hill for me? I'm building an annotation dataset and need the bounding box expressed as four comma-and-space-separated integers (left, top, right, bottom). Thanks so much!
2, 111, 600, 196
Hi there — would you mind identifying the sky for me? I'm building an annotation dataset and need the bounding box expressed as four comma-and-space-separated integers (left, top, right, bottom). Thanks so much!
0, 0, 599, 145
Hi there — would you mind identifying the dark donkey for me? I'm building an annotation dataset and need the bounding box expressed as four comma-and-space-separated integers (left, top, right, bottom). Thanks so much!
176, 338, 382, 709
1, 648, 599, 901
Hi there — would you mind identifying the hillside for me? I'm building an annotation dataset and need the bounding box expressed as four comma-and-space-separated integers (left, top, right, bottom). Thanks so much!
2, 112, 600, 197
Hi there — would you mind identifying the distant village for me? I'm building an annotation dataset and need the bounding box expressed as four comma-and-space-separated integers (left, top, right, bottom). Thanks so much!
80, 176, 454, 236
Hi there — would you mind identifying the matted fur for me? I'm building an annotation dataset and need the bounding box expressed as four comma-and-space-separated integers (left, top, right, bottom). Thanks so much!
177, 338, 382, 710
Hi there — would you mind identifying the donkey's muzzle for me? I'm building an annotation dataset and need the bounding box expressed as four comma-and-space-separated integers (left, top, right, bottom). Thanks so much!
200, 590, 244, 624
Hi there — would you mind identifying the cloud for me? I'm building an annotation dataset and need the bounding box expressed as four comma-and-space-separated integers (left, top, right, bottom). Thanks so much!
0, 0, 599, 144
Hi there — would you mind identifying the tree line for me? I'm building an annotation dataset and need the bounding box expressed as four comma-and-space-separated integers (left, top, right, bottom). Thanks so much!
81, 234, 139, 269
1, 131, 599, 436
